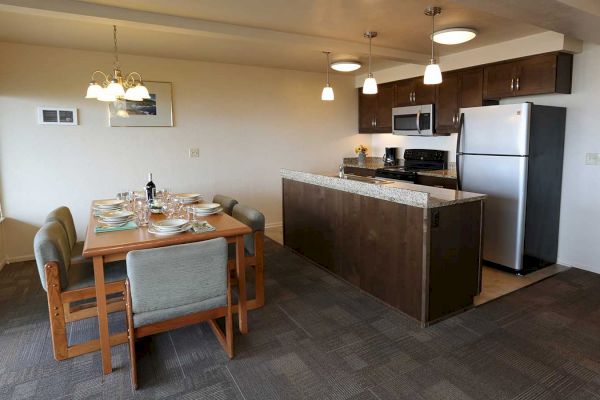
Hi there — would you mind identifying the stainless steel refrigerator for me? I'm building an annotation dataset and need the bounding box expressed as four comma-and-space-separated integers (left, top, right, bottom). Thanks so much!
457, 103, 566, 273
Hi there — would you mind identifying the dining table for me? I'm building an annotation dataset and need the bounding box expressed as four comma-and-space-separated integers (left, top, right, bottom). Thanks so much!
82, 201, 252, 375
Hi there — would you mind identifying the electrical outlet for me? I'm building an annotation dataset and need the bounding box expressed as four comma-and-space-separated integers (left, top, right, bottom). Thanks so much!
585, 153, 600, 165
189, 148, 200, 158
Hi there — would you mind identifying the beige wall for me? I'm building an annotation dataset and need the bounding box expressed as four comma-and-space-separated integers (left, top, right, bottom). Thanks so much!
0, 42, 361, 260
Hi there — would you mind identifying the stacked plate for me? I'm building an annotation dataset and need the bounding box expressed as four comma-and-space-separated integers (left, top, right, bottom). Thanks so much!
97, 210, 135, 227
174, 193, 203, 204
148, 218, 191, 236
191, 203, 223, 216
94, 199, 125, 214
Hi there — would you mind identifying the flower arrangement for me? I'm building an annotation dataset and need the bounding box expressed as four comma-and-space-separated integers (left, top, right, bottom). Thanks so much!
354, 144, 368, 155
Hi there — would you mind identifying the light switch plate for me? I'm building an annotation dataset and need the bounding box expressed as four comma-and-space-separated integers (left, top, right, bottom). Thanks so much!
189, 148, 200, 158
585, 153, 600, 165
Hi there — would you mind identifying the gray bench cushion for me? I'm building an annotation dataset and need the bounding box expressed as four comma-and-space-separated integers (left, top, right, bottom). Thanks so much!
67, 260, 127, 291
45, 207, 77, 249
34, 221, 71, 291
232, 204, 265, 256
133, 296, 226, 327
71, 241, 87, 265
126, 238, 228, 327
213, 194, 238, 216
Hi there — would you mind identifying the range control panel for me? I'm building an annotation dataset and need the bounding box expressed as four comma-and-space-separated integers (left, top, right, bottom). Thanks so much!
403, 149, 448, 162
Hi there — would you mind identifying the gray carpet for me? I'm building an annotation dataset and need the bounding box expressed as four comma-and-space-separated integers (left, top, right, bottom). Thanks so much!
1, 238, 600, 399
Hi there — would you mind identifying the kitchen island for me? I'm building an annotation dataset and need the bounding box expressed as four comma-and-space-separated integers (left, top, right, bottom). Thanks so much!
281, 169, 486, 326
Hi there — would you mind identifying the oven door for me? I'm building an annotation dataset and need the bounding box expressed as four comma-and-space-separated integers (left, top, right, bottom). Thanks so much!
392, 105, 434, 136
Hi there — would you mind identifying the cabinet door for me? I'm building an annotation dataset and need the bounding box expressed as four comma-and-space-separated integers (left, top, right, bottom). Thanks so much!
374, 82, 394, 133
483, 62, 517, 99
514, 53, 557, 96
358, 89, 376, 133
394, 79, 414, 107
413, 78, 436, 105
435, 71, 460, 134
459, 67, 484, 108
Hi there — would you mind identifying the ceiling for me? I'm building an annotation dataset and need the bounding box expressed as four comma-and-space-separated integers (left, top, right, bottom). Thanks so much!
0, 0, 577, 74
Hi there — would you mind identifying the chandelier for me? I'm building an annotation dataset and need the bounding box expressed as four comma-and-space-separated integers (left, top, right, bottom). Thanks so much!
85, 25, 150, 102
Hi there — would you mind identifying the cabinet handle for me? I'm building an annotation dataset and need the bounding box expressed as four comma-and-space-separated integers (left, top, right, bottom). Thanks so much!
412, 92, 416, 103
409, 92, 412, 103
516, 77, 520, 91
510, 77, 515, 91
371, 117, 375, 127
374, 116, 377, 127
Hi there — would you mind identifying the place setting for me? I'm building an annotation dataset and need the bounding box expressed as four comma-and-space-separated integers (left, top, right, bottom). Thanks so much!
95, 209, 137, 233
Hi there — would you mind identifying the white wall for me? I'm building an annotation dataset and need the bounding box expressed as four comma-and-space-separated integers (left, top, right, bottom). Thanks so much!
365, 39, 600, 274
0, 42, 361, 260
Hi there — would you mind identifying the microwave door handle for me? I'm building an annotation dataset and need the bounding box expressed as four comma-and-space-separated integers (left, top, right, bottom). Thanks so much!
416, 111, 421, 134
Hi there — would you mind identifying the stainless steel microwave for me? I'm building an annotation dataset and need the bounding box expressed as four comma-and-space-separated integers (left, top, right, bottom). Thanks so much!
392, 104, 435, 136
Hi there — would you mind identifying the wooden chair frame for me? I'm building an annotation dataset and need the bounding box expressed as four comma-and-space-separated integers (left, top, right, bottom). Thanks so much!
228, 230, 264, 310
125, 267, 233, 390
44, 262, 127, 360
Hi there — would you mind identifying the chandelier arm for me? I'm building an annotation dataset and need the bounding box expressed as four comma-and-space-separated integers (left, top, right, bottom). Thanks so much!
125, 71, 143, 88
91, 70, 110, 84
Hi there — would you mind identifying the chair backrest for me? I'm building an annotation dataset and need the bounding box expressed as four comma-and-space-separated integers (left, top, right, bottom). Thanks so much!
33, 221, 72, 291
232, 204, 265, 256
126, 238, 228, 316
212, 194, 238, 216
45, 207, 77, 249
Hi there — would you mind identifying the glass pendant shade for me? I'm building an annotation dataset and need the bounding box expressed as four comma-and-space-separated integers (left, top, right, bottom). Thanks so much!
124, 87, 143, 101
85, 82, 103, 99
424, 62, 442, 85
97, 88, 117, 102
321, 85, 334, 101
362, 74, 378, 94
136, 84, 151, 99
106, 79, 125, 97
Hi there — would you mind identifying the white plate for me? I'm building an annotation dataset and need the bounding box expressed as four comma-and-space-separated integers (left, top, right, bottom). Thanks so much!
148, 224, 190, 236
175, 193, 202, 199
98, 217, 135, 227
193, 203, 221, 210
99, 210, 134, 220
193, 207, 223, 216
95, 199, 125, 208
153, 218, 189, 229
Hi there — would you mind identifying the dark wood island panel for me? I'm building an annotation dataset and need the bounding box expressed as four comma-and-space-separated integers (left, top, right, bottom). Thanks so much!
282, 178, 483, 325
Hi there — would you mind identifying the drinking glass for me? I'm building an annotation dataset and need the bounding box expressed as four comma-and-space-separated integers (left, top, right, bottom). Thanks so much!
137, 205, 150, 226
186, 206, 196, 222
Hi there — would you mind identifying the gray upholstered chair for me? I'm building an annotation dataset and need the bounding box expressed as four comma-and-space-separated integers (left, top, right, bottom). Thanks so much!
125, 238, 233, 389
230, 204, 266, 309
45, 206, 86, 265
33, 221, 127, 361
212, 194, 238, 216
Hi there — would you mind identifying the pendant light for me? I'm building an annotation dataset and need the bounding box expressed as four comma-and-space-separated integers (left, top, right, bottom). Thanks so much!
424, 7, 442, 85
321, 51, 334, 101
362, 31, 378, 94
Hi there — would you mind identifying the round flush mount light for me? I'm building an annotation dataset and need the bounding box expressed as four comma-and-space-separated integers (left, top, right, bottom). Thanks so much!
432, 28, 477, 45
330, 60, 362, 72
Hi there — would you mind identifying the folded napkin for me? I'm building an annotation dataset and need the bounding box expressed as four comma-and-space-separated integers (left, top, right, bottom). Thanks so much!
95, 221, 138, 233
190, 221, 216, 234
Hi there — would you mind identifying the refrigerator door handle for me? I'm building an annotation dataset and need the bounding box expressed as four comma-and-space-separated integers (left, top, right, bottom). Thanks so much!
455, 112, 465, 190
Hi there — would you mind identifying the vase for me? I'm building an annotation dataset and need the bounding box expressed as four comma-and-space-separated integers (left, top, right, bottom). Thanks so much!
358, 151, 367, 165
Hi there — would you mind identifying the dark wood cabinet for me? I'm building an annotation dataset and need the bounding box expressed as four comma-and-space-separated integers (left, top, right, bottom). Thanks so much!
393, 77, 435, 107
435, 71, 460, 134
483, 52, 572, 100
415, 174, 457, 190
459, 67, 484, 108
344, 166, 376, 177
394, 79, 414, 107
358, 82, 394, 133
413, 79, 436, 105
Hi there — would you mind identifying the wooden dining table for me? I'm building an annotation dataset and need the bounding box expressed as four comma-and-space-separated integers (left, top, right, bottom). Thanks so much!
83, 202, 252, 375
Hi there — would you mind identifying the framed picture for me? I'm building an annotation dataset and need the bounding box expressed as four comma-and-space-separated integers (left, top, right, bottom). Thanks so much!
37, 107, 78, 125
108, 81, 173, 127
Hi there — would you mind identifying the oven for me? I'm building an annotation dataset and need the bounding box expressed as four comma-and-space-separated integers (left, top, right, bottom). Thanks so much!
392, 104, 435, 136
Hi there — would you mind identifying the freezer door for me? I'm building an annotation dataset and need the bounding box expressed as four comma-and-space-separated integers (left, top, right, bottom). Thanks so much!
459, 103, 531, 156
459, 154, 528, 271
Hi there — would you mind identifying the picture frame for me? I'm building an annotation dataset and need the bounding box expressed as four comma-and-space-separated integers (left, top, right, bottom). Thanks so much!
108, 81, 173, 127
37, 107, 78, 125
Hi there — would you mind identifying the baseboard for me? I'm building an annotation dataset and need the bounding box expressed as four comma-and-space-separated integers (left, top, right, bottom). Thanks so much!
265, 221, 283, 229
6, 254, 35, 263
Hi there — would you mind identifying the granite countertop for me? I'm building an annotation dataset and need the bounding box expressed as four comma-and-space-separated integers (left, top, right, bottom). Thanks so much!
281, 169, 485, 209
343, 157, 457, 179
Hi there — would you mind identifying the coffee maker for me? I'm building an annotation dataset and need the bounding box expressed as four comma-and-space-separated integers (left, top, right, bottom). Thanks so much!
383, 147, 400, 166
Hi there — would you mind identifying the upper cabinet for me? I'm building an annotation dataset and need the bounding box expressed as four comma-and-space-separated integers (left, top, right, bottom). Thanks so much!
483, 52, 573, 100
394, 78, 435, 107
358, 82, 394, 134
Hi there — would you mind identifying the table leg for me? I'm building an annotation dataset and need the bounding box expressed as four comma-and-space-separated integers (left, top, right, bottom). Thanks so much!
93, 256, 112, 374
235, 235, 248, 334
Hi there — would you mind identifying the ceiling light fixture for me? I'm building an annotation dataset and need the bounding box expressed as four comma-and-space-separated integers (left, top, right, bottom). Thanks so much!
362, 31, 378, 94
85, 25, 150, 102
321, 51, 334, 101
432, 28, 477, 45
423, 7, 443, 85
330, 60, 362, 72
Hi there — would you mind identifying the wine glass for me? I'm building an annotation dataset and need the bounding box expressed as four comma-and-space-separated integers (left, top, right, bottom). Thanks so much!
137, 204, 149, 226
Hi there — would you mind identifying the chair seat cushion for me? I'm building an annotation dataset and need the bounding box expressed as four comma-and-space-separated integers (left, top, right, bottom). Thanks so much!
67, 260, 127, 291
133, 295, 227, 328
71, 241, 87, 265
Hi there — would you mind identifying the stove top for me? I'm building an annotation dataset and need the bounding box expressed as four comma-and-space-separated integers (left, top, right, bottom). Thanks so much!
374, 149, 449, 182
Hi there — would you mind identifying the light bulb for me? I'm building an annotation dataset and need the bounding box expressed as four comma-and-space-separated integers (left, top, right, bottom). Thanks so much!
321, 85, 334, 101
85, 82, 103, 99
106, 79, 125, 97
424, 62, 442, 85
362, 74, 378, 94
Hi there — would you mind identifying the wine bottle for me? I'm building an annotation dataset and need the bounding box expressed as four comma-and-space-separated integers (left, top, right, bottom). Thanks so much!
145, 173, 156, 200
